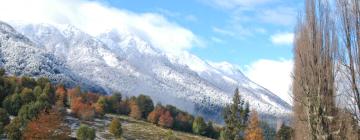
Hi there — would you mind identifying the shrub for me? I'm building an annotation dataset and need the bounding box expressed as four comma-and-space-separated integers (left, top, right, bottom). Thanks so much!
76, 124, 96, 140
109, 118, 122, 138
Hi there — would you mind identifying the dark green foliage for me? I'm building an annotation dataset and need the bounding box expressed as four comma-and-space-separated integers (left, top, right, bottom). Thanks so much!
109, 118, 122, 138
18, 101, 50, 122
109, 93, 122, 113
42, 83, 55, 104
20, 77, 37, 89
33, 86, 42, 98
261, 121, 276, 140
5, 117, 23, 140
173, 112, 193, 133
205, 121, 219, 139
0, 108, 10, 126
0, 77, 17, 104
77, 124, 96, 140
192, 116, 207, 136
97, 96, 111, 113
136, 94, 154, 119
165, 105, 180, 117
222, 88, 250, 140
20, 88, 35, 104
3, 93, 22, 116
36, 77, 50, 89
276, 124, 293, 140
0, 108, 9, 135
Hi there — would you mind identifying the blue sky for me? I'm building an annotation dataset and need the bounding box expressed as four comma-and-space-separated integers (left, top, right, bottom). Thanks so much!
105, 0, 302, 66
0, 0, 302, 103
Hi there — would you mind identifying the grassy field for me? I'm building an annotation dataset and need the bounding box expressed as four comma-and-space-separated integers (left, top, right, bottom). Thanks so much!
66, 113, 213, 140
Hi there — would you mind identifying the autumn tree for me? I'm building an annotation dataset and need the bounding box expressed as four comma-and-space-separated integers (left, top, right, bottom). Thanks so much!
244, 111, 263, 140
158, 111, 174, 128
147, 104, 166, 124
293, 0, 338, 139
109, 118, 122, 138
192, 116, 207, 136
55, 84, 67, 107
22, 109, 70, 140
222, 88, 250, 139
129, 100, 142, 119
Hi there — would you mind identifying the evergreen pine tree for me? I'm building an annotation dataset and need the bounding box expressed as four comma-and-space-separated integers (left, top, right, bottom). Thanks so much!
222, 88, 250, 139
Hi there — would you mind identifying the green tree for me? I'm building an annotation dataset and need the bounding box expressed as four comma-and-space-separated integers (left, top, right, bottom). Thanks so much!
0, 108, 10, 126
205, 121, 219, 139
276, 124, 293, 140
18, 101, 50, 122
0, 108, 10, 135
136, 94, 154, 119
192, 116, 207, 136
5, 117, 23, 140
20, 88, 35, 104
33, 86, 42, 98
77, 124, 96, 140
109, 118, 122, 138
2, 93, 22, 115
222, 88, 250, 139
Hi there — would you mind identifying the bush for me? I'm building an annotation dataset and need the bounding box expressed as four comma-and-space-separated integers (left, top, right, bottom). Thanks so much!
77, 124, 96, 140
109, 118, 122, 138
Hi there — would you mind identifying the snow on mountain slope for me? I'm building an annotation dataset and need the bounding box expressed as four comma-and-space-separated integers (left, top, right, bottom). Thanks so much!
0, 21, 106, 93
3, 21, 291, 122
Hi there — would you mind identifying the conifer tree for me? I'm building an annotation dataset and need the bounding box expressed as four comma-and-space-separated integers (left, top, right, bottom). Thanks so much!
222, 88, 250, 139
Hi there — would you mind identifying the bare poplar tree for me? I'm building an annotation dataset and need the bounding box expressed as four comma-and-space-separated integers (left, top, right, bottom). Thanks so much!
293, 0, 338, 139
336, 0, 360, 123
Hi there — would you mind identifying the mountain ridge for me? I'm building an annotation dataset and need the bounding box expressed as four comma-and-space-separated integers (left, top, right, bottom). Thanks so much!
0, 21, 291, 123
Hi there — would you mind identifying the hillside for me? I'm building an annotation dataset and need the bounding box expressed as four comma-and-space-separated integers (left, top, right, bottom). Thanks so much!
66, 113, 213, 140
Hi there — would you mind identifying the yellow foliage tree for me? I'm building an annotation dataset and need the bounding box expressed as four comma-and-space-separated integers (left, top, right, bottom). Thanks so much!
245, 110, 263, 140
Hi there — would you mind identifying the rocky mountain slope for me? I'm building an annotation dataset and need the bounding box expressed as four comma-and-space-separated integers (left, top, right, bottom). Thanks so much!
0, 21, 291, 123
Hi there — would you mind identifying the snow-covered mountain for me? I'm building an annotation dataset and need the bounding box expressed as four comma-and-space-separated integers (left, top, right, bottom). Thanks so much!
0, 21, 291, 123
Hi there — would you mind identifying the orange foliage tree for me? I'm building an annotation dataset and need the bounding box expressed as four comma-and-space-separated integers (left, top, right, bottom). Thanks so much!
22, 109, 70, 140
147, 105, 166, 124
244, 111, 263, 140
71, 97, 95, 120
129, 100, 142, 119
158, 111, 174, 128
55, 85, 67, 107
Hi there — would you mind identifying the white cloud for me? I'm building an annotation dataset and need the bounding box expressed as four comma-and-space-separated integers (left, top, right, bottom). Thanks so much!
203, 0, 274, 9
243, 59, 293, 105
211, 36, 224, 43
258, 7, 296, 26
0, 0, 201, 54
270, 32, 294, 45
